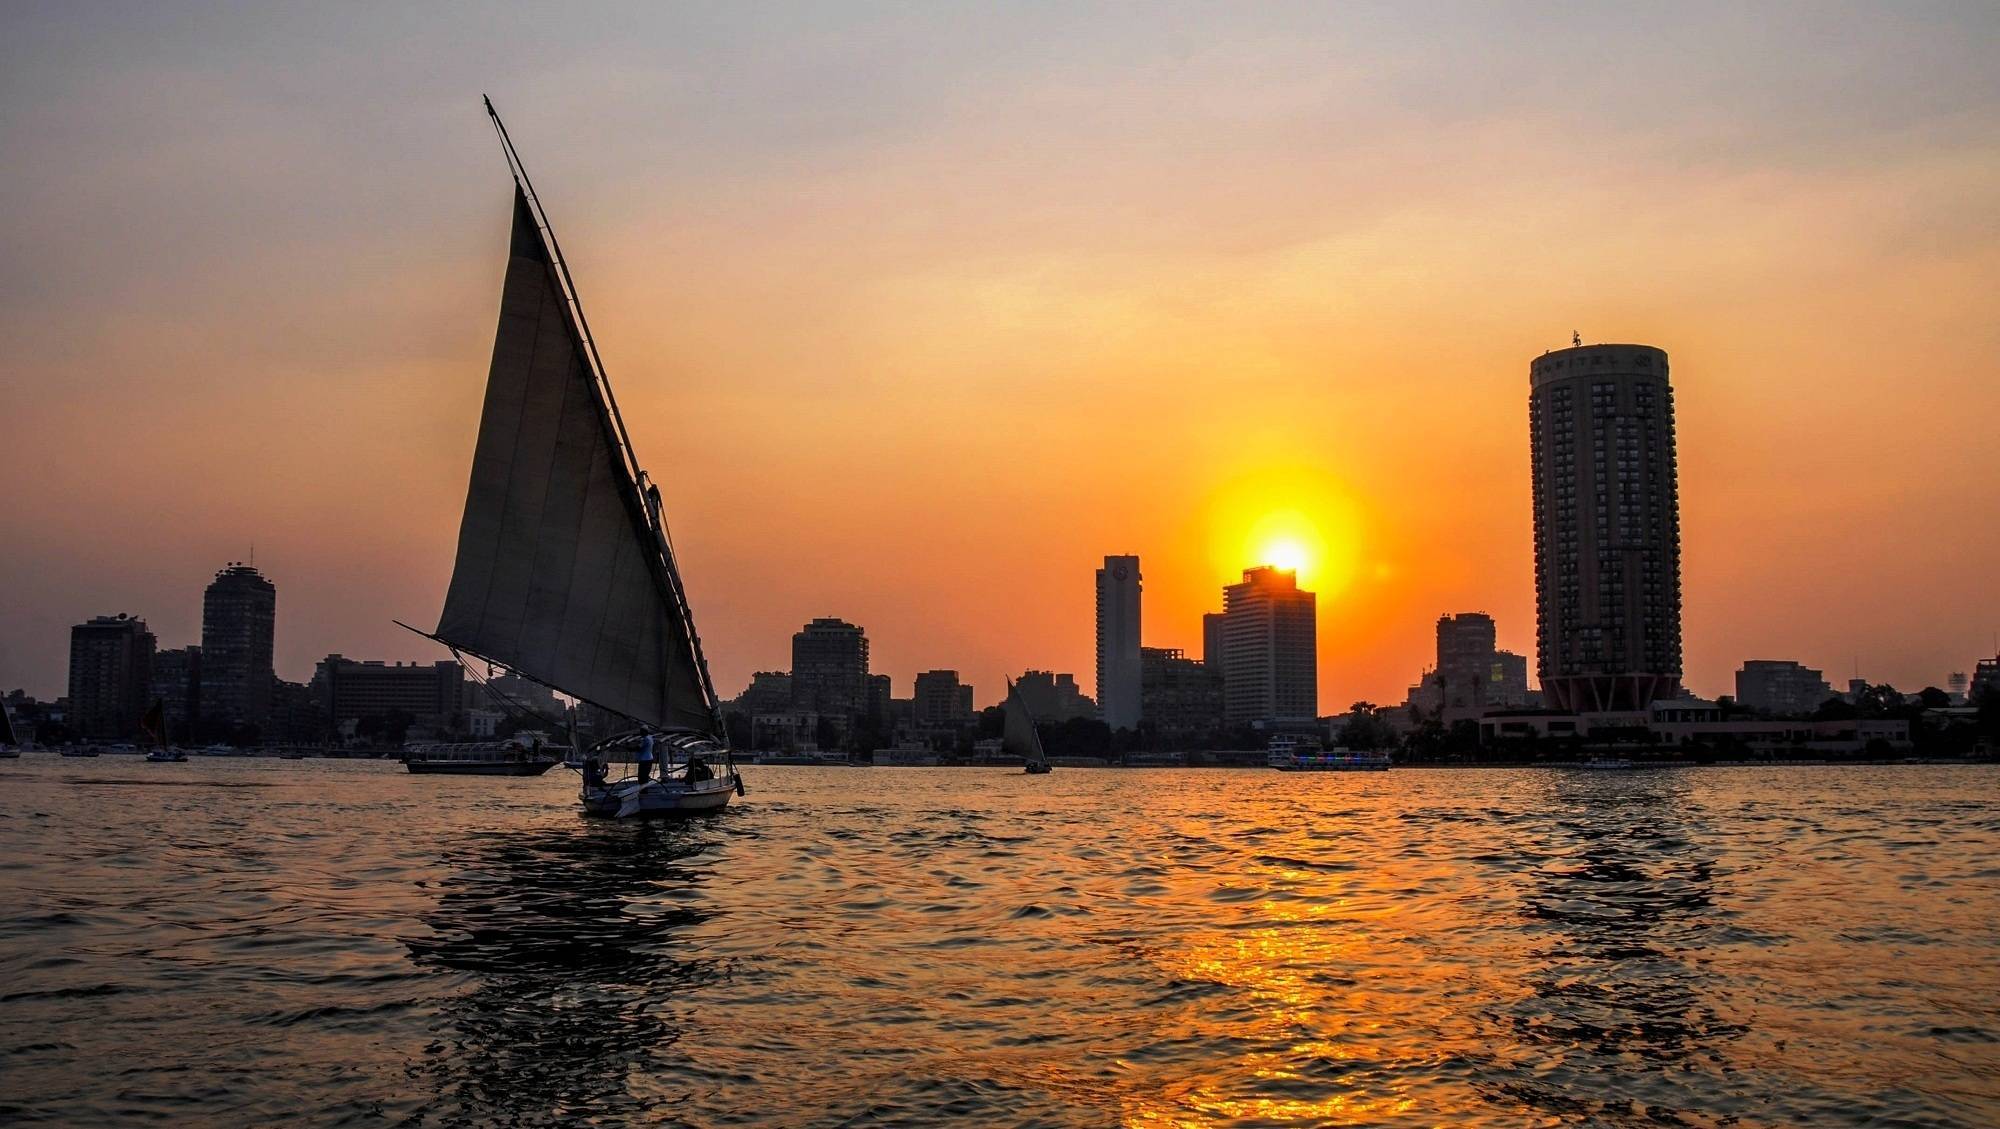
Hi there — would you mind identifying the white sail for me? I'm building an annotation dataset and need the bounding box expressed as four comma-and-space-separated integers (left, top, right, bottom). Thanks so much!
1002, 680, 1048, 767
435, 188, 715, 734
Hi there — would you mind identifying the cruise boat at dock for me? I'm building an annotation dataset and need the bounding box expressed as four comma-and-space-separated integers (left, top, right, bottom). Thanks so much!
1267, 734, 1391, 771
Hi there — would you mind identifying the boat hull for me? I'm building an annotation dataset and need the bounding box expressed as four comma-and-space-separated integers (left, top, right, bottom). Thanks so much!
405, 759, 560, 776
582, 774, 738, 818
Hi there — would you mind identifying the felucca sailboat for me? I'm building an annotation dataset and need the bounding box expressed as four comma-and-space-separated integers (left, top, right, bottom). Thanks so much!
405, 99, 743, 818
1004, 680, 1052, 775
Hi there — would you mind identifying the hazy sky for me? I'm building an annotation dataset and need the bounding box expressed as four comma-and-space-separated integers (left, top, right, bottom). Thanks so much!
3, 2, 1996, 708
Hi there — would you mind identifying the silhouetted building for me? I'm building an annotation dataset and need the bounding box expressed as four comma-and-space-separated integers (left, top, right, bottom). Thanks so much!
148, 646, 201, 741
200, 563, 277, 734
1946, 671, 1969, 705
1202, 612, 1228, 682
1529, 342, 1683, 711
1736, 660, 1834, 716
313, 655, 464, 731
1096, 555, 1142, 729
867, 673, 893, 720
1140, 647, 1224, 734
1492, 650, 1531, 708
68, 613, 155, 739
1406, 670, 1443, 714
463, 670, 564, 721
913, 670, 974, 727
266, 677, 324, 744
1435, 613, 1498, 710
1971, 657, 2000, 703
1217, 567, 1317, 724
1015, 670, 1094, 722
730, 671, 794, 716
791, 618, 869, 720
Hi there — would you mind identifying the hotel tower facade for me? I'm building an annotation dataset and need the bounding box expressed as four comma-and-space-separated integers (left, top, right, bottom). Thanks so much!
1528, 342, 1683, 712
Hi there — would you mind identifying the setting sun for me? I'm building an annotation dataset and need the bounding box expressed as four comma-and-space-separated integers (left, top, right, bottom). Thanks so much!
1201, 465, 1367, 602
1261, 538, 1310, 577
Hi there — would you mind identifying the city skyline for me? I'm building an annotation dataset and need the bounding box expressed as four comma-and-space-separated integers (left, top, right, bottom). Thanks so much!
3, 5, 1997, 708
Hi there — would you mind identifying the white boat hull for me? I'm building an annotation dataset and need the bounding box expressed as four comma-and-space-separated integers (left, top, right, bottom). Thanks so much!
581, 774, 739, 818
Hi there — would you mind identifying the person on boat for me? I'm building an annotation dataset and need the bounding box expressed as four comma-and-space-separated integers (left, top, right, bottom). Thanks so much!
636, 733, 655, 784
582, 756, 608, 790
685, 754, 713, 783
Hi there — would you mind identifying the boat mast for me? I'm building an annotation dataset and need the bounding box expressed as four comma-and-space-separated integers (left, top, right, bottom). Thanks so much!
480, 97, 726, 737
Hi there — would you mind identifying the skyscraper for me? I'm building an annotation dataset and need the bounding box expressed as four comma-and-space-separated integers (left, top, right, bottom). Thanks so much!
1217, 566, 1317, 724
200, 563, 277, 735
1529, 342, 1683, 711
790, 617, 870, 720
1095, 555, 1142, 730
67, 613, 156, 739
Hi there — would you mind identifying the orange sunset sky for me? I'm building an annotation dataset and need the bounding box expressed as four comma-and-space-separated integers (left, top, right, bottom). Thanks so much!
2, 4, 1996, 708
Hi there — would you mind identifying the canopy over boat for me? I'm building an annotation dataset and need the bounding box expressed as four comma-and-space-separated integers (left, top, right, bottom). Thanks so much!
426, 99, 723, 743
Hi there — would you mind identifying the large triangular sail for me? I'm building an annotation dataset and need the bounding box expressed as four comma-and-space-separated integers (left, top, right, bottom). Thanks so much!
434, 174, 718, 736
1002, 680, 1048, 768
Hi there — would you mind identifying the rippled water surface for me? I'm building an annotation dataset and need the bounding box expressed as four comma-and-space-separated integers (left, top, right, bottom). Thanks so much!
3, 757, 1997, 1127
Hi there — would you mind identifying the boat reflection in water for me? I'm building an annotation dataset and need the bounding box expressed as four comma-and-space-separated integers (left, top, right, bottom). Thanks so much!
405, 822, 722, 1124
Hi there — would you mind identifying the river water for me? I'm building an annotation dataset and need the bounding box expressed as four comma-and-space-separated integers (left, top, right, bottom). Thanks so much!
2, 756, 1996, 1127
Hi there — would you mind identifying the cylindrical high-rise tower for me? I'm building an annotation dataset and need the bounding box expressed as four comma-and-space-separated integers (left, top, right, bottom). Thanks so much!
1528, 343, 1682, 712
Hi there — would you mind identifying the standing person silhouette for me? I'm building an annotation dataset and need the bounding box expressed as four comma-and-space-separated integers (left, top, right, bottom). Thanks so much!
637, 733, 656, 784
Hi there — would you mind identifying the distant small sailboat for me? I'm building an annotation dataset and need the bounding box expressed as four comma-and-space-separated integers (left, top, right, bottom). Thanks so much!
0, 700, 20, 758
402, 98, 741, 818
1005, 680, 1052, 775
141, 698, 187, 761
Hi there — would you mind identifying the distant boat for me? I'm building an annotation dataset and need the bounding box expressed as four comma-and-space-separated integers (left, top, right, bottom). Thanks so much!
401, 98, 741, 819
402, 738, 561, 776
1576, 757, 1637, 770
0, 701, 19, 757
140, 699, 184, 760
1005, 679, 1052, 775
751, 750, 855, 766
1267, 735, 1391, 771
61, 747, 100, 758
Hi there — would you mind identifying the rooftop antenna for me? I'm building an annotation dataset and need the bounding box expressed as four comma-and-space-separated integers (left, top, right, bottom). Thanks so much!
1572, 330, 1582, 348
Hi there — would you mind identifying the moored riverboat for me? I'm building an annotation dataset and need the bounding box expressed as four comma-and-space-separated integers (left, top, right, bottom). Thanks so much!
1267, 735, 1391, 771
402, 738, 564, 776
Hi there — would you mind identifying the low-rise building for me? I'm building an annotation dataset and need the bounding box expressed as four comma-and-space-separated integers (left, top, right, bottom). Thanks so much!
1478, 696, 1913, 754
313, 655, 464, 733
913, 670, 974, 728
1139, 648, 1223, 734
1736, 660, 1834, 716
1015, 670, 1094, 721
